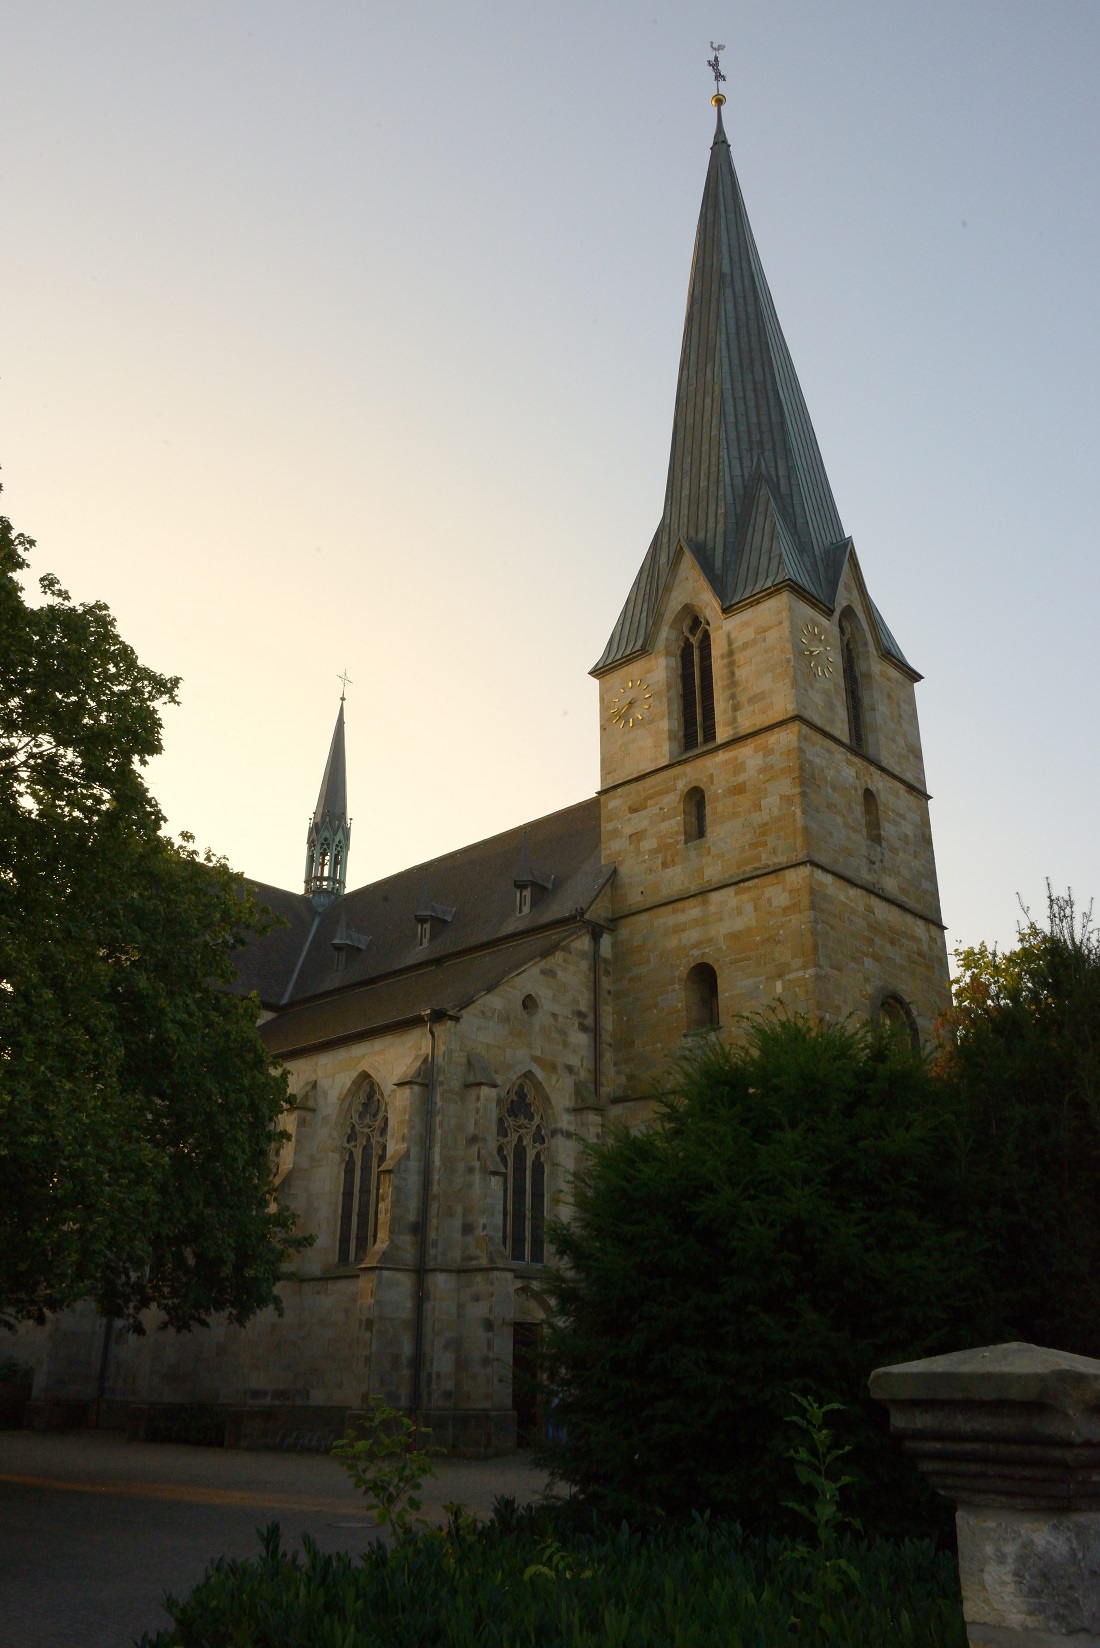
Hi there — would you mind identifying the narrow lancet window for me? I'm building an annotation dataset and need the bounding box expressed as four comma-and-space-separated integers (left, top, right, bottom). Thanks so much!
863, 788, 882, 846
680, 616, 716, 752
686, 962, 720, 1032
684, 786, 707, 843
497, 1078, 549, 1265
335, 1078, 388, 1265
840, 617, 866, 753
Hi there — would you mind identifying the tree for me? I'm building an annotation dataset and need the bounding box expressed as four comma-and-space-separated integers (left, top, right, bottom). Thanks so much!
0, 497, 307, 1332
941, 886, 1100, 1358
543, 1017, 994, 1536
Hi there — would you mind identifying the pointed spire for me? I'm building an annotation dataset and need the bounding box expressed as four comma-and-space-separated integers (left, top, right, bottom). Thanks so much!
304, 699, 351, 902
313, 699, 347, 824
594, 96, 847, 672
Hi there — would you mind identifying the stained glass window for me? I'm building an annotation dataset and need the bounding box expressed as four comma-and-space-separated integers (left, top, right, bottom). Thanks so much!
336, 1078, 388, 1265
497, 1079, 549, 1265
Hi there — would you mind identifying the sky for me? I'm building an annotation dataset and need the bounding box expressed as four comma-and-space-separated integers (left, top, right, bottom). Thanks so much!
2, 1, 1098, 958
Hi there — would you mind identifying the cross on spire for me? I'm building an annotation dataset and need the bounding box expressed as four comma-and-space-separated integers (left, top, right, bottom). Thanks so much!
337, 669, 353, 702
707, 41, 726, 105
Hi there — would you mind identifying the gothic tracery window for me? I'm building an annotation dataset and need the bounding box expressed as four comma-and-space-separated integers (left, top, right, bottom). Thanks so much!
336, 1078, 388, 1265
497, 1078, 548, 1265
680, 616, 716, 752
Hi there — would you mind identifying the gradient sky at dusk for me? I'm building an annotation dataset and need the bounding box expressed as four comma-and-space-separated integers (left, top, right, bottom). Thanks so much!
3, 2, 1098, 956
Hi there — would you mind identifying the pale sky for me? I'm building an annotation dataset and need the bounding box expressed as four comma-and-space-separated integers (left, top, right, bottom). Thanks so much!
3, 2, 1097, 956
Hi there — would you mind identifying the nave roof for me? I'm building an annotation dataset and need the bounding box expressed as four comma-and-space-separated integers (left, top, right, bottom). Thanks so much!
233, 796, 609, 1042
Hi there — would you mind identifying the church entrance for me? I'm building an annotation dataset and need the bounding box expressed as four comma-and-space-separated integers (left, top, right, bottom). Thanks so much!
511, 1322, 542, 1445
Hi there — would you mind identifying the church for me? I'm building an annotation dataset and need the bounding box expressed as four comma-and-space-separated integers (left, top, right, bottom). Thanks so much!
26, 93, 950, 1452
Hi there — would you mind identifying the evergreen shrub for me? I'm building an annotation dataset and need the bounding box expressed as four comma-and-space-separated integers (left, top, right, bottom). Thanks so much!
543, 1017, 996, 1537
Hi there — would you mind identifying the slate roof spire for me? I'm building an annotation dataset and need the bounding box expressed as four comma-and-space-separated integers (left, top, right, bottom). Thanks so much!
304, 697, 351, 903
594, 98, 850, 673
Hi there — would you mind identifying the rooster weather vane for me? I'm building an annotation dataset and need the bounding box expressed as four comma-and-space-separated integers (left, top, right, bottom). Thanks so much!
707, 41, 727, 106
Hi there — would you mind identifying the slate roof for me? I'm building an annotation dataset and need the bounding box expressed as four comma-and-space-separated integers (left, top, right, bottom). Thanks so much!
261, 929, 581, 1058
595, 106, 912, 674
233, 797, 609, 1035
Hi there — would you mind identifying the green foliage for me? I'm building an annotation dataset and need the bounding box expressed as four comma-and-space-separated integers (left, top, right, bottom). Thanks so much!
331, 1399, 442, 1537
139, 1508, 965, 1648
941, 886, 1100, 1358
0, 498, 308, 1331
541, 1015, 988, 1535
783, 1394, 861, 1550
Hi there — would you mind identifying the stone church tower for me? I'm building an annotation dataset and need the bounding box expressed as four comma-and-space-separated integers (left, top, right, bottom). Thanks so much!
595, 100, 948, 1114
18, 97, 949, 1451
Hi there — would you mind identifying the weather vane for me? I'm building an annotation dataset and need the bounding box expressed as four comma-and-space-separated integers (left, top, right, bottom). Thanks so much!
337, 669, 353, 701
707, 41, 727, 106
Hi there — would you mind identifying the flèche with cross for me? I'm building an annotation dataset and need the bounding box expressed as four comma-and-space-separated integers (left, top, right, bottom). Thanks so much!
707, 41, 727, 107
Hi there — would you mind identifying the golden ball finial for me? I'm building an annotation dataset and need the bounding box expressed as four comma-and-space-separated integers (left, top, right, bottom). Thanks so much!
711, 92, 726, 107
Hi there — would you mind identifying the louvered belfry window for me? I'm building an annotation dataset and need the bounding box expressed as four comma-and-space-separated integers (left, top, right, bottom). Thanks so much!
680, 616, 716, 752
336, 1079, 388, 1265
840, 619, 866, 754
497, 1079, 548, 1265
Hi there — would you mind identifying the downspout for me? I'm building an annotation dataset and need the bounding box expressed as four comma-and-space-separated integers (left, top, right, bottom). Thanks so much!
582, 919, 608, 1105
411, 1010, 438, 1434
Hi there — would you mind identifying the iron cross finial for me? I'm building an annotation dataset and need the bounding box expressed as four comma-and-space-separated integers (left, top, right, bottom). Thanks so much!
707, 41, 727, 106
337, 669, 353, 702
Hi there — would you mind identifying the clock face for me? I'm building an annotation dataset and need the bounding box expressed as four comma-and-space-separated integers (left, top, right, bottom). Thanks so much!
610, 678, 653, 729
800, 622, 835, 678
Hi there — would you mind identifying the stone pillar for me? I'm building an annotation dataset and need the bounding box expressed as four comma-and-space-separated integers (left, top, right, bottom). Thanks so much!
869, 1341, 1100, 1648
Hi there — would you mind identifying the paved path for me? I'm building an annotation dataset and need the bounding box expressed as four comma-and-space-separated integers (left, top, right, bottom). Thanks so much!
0, 1429, 550, 1647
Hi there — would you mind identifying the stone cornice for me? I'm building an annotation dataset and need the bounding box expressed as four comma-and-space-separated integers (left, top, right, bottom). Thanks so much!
611, 855, 945, 932
599, 712, 931, 802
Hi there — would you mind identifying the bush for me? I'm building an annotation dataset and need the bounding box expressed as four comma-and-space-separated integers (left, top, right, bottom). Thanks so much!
542, 1016, 995, 1536
943, 888, 1100, 1358
140, 1505, 965, 1648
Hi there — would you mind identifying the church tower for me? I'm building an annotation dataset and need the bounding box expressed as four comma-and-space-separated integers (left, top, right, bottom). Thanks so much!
594, 96, 950, 1102
304, 696, 351, 903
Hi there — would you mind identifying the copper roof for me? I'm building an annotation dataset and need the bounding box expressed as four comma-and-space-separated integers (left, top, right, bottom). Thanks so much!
595, 106, 911, 674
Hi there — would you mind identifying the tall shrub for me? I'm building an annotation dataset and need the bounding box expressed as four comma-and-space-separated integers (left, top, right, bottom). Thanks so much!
943, 887, 1100, 1357
543, 1017, 993, 1535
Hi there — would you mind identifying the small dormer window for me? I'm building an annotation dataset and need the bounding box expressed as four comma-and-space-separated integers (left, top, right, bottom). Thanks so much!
513, 837, 554, 917
414, 899, 455, 948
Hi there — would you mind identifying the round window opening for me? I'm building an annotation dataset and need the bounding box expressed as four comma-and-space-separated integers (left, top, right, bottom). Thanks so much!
521, 993, 540, 1016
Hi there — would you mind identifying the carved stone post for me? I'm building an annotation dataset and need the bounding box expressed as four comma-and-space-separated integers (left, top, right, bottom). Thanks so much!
869, 1342, 1100, 1648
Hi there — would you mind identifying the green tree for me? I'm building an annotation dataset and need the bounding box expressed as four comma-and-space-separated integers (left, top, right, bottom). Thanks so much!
0, 499, 307, 1332
543, 1016, 992, 1535
942, 886, 1100, 1357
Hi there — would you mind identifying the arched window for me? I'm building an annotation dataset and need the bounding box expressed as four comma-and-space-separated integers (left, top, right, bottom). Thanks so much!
863, 788, 882, 846
685, 962, 720, 1032
679, 616, 716, 752
336, 1078, 388, 1265
684, 786, 707, 843
333, 844, 343, 885
839, 616, 866, 753
497, 1078, 548, 1265
878, 993, 919, 1051
317, 843, 330, 883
